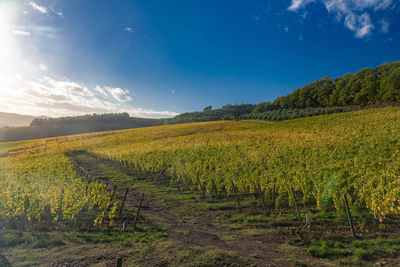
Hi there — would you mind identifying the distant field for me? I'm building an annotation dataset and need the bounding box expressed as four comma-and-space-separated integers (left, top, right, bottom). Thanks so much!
1, 107, 400, 265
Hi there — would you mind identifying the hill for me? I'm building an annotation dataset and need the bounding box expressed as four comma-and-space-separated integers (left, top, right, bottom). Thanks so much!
166, 104, 255, 124
251, 61, 400, 114
167, 61, 400, 124
0, 112, 48, 127
1, 107, 400, 266
0, 113, 163, 142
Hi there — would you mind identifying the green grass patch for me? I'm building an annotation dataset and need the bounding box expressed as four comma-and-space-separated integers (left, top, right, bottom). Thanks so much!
230, 213, 269, 226
306, 239, 351, 259
290, 257, 307, 267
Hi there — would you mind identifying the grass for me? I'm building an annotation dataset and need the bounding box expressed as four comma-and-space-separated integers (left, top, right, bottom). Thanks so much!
306, 239, 352, 259
290, 257, 307, 266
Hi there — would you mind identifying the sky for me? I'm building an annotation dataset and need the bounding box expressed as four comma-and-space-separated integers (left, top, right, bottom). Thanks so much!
0, 0, 399, 118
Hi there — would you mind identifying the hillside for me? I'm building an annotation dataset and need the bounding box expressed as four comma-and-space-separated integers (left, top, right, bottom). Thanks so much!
253, 61, 400, 112
0, 113, 163, 142
166, 60, 400, 124
166, 104, 255, 124
1, 107, 400, 266
0, 112, 47, 127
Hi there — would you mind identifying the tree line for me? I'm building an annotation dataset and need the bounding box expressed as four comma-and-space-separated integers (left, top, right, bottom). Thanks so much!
0, 113, 162, 142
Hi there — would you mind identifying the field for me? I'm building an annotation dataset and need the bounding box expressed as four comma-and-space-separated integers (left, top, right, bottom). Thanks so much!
1, 107, 400, 266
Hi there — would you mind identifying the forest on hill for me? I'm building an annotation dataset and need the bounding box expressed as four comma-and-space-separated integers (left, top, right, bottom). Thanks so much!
255, 61, 400, 111
166, 104, 255, 124
0, 113, 162, 142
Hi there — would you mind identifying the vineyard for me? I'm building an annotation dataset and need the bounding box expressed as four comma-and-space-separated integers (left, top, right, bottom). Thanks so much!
90, 106, 400, 222
1, 107, 400, 265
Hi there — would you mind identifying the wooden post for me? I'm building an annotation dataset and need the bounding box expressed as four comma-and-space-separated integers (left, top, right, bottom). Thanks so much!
289, 187, 301, 220
257, 183, 266, 213
231, 180, 241, 210
343, 194, 355, 238
272, 180, 276, 208
197, 175, 206, 199
134, 193, 145, 230
212, 179, 220, 199
118, 188, 129, 218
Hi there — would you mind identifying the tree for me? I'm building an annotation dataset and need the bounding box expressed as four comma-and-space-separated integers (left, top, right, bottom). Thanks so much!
203, 105, 212, 113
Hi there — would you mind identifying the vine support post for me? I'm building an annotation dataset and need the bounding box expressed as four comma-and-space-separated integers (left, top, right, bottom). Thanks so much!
212, 179, 220, 199
197, 174, 206, 200
289, 187, 301, 221
118, 188, 129, 218
272, 180, 276, 209
343, 194, 356, 238
257, 183, 267, 213
134, 193, 145, 230
117, 258, 123, 267
231, 180, 241, 210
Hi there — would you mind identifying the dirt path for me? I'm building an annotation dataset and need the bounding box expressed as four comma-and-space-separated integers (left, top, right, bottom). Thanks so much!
67, 151, 331, 267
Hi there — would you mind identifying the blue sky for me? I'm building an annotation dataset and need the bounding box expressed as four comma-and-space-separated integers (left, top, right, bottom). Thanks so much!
0, 0, 399, 118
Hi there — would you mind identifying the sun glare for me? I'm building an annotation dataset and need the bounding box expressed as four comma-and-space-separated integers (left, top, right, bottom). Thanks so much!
0, 2, 19, 79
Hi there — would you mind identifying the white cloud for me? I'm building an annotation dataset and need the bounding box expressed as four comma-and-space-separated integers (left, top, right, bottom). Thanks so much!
38, 64, 47, 71
107, 87, 132, 102
124, 27, 134, 32
94, 85, 108, 97
0, 75, 178, 118
288, 0, 315, 11
28, 2, 47, 14
28, 2, 63, 16
12, 30, 31, 36
288, 0, 394, 38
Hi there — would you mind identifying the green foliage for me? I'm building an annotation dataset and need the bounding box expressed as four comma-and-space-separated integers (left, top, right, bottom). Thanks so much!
252, 101, 274, 114
353, 248, 370, 261
242, 106, 352, 121
267, 62, 400, 109
203, 105, 212, 113
167, 104, 255, 124
290, 257, 307, 267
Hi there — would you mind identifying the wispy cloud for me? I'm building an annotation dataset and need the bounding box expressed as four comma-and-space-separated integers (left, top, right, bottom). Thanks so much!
1, 75, 177, 118
12, 30, 31, 36
288, 0, 394, 38
28, 1, 63, 16
124, 27, 134, 32
29, 2, 47, 14
288, 0, 315, 11
107, 87, 132, 102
